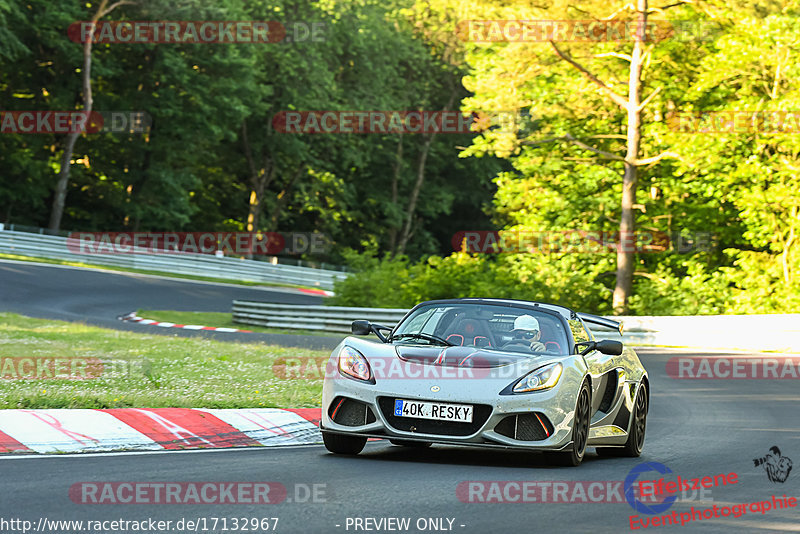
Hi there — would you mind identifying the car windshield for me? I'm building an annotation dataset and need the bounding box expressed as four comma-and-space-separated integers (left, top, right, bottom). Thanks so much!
392, 302, 569, 354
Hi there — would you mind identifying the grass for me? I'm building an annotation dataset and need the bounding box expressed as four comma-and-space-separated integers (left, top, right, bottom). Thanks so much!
0, 253, 327, 291
138, 309, 335, 337
0, 313, 328, 409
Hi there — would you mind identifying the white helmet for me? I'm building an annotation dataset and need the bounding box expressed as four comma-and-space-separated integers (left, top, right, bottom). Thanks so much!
513, 314, 539, 331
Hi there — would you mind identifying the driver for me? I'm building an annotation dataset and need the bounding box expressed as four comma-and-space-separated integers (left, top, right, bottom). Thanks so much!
505, 315, 546, 351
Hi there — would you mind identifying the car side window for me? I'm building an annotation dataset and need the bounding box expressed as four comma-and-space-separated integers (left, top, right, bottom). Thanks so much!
568, 319, 591, 347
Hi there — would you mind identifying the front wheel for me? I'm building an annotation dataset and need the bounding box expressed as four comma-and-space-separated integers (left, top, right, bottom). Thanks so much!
322, 431, 367, 455
597, 382, 647, 458
551, 380, 591, 467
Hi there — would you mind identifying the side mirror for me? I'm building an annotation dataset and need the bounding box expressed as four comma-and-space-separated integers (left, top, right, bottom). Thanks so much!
576, 339, 623, 356
351, 320, 371, 336
351, 320, 391, 342
596, 339, 623, 355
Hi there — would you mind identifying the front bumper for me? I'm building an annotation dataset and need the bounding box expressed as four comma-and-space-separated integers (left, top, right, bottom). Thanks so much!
321, 366, 584, 451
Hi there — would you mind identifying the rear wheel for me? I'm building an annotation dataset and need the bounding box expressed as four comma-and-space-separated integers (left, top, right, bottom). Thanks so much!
322, 431, 367, 455
390, 439, 432, 448
551, 380, 591, 467
597, 382, 647, 457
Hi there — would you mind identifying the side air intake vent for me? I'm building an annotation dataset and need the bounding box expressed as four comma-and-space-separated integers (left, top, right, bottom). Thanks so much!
329, 397, 376, 427
598, 372, 619, 413
494, 413, 553, 441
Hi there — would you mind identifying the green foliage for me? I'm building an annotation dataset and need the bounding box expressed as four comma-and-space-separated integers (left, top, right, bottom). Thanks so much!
332, 249, 613, 312
0, 0, 496, 261
335, 0, 799, 315
2, 0, 798, 314
626, 262, 732, 316
330, 249, 415, 307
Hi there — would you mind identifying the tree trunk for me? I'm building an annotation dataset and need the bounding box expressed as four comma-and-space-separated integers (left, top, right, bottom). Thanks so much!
50, 128, 82, 231
396, 132, 433, 255
241, 121, 275, 233
388, 133, 404, 254
612, 0, 647, 315
396, 89, 457, 255
49, 0, 127, 231
267, 165, 304, 232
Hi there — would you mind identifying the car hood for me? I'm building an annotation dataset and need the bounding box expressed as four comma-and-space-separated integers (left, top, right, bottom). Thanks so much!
395, 345, 538, 368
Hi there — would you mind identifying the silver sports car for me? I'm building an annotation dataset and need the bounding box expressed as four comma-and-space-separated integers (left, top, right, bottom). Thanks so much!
320, 298, 649, 466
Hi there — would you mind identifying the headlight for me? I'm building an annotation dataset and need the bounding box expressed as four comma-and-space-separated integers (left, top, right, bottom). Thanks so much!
512, 362, 562, 393
338, 346, 373, 383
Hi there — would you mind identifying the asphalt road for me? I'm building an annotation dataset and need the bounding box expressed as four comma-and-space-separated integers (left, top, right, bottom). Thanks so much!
0, 259, 342, 349
1, 347, 798, 534
1, 261, 797, 532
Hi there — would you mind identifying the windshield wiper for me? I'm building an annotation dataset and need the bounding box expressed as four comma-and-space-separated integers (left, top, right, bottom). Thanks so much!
390, 333, 455, 346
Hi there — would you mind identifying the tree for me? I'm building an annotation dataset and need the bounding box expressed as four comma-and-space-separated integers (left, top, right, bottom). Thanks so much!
49, 0, 132, 231
456, 0, 713, 313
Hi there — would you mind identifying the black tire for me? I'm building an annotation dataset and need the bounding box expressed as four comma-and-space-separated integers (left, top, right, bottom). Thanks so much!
551, 380, 591, 467
597, 382, 647, 458
390, 439, 432, 448
322, 431, 367, 455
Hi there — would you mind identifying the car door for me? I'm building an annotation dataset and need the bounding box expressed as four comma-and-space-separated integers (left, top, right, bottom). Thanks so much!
569, 318, 620, 416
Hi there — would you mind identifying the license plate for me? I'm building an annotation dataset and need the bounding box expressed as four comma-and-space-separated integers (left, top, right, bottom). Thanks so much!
393, 399, 473, 423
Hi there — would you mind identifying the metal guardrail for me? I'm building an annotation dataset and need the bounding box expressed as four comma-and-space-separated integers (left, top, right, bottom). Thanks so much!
232, 301, 408, 332
231, 301, 800, 352
0, 229, 347, 290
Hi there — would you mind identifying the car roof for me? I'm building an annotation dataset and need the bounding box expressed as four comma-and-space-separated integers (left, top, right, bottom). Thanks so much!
413, 298, 578, 321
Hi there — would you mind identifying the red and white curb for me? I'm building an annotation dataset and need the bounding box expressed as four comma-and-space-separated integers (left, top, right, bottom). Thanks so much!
0, 408, 322, 454
298, 288, 334, 297
118, 312, 253, 333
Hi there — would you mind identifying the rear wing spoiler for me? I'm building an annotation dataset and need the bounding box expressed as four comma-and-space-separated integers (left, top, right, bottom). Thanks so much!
577, 313, 624, 335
